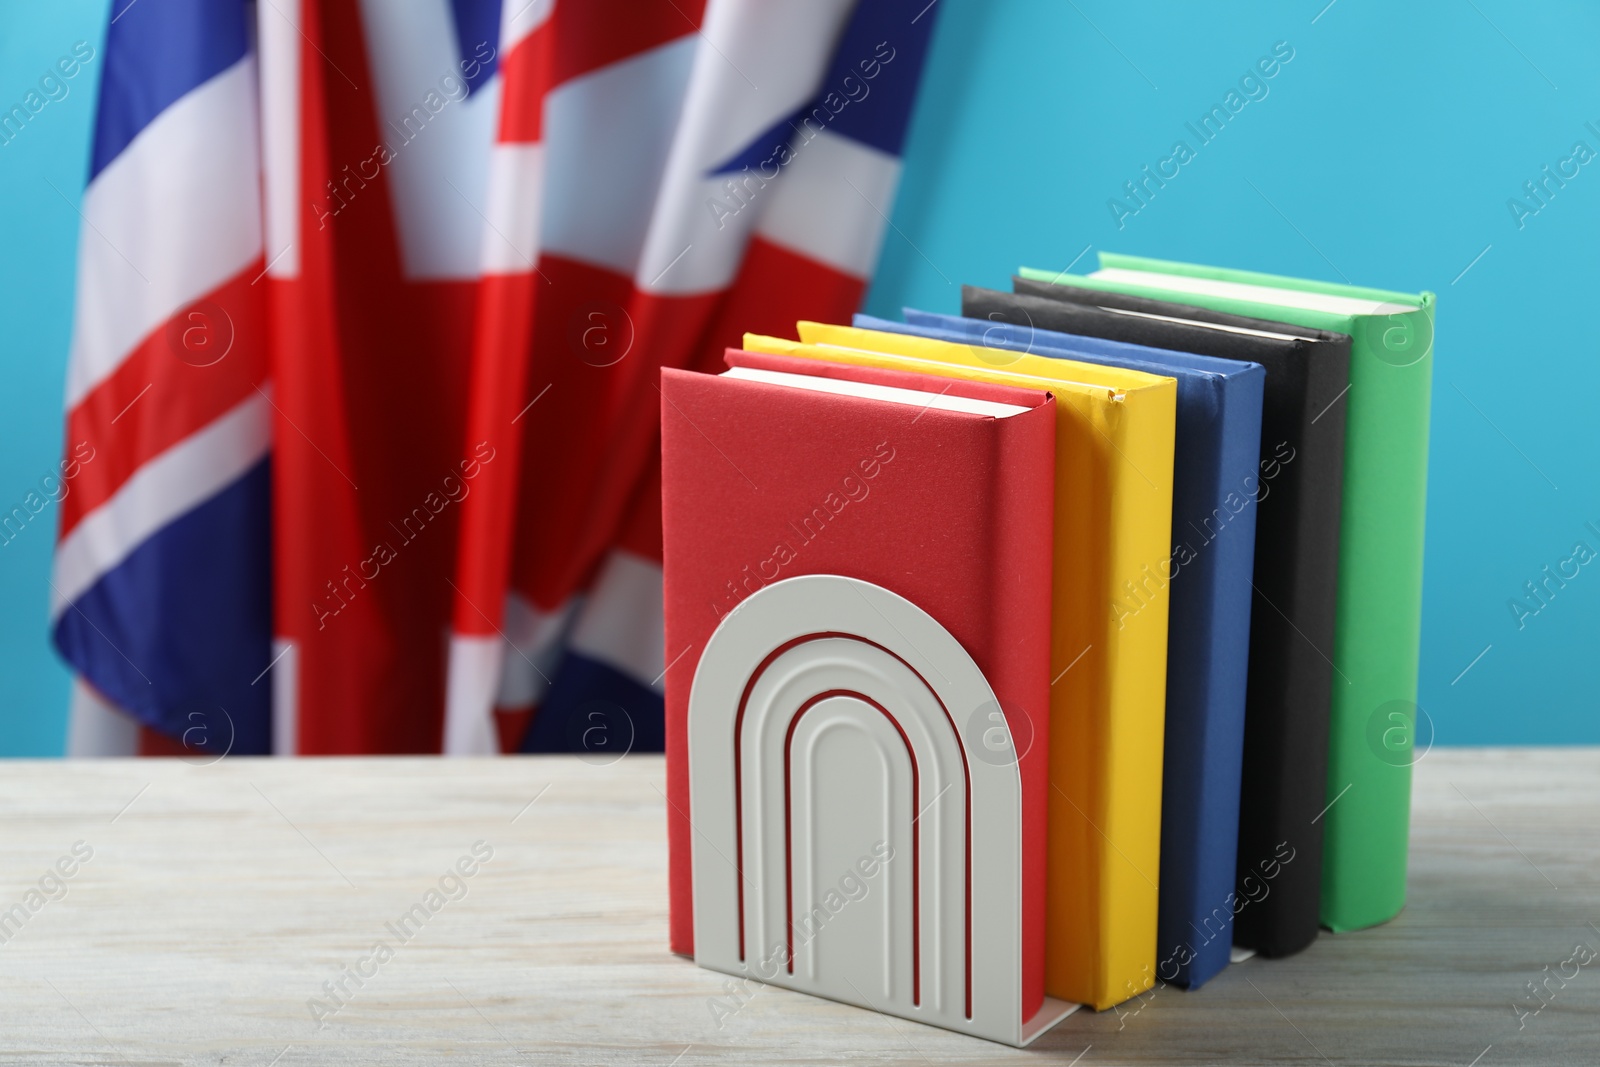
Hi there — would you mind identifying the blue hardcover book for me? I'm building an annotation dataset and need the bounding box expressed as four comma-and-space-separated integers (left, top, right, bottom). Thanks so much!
856, 310, 1266, 989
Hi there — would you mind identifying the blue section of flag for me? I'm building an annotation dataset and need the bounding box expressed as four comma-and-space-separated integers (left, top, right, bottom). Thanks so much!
706, 0, 938, 178
520, 653, 665, 756
814, 0, 938, 158
449, 0, 504, 95
52, 460, 274, 755
90, 0, 251, 180
706, 105, 809, 177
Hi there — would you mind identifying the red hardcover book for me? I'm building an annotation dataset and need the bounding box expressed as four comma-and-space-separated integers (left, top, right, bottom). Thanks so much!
661, 357, 1069, 1044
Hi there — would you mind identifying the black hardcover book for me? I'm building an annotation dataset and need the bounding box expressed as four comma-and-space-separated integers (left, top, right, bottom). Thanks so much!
962, 279, 1352, 958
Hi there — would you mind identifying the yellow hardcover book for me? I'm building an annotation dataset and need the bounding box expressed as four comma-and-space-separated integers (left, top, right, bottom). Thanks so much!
742, 324, 1177, 1010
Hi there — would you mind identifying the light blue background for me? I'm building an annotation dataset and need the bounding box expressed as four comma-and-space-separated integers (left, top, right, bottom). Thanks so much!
1, 1, 108, 755
865, 0, 1600, 747
2, 0, 1595, 752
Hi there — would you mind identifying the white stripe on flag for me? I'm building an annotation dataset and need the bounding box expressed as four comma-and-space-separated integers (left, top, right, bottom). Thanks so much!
51, 391, 272, 620
755, 128, 901, 280
634, 0, 855, 295
494, 593, 574, 708
270, 638, 298, 756
481, 143, 545, 274
65, 56, 263, 407
258, 0, 301, 281
356, 0, 501, 280
444, 634, 503, 755
538, 36, 697, 277
443, 594, 576, 754
567, 550, 665, 694
501, 0, 553, 54
65, 678, 140, 757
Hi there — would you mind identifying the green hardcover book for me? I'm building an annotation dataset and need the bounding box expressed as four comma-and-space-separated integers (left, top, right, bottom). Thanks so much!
1018, 253, 1434, 933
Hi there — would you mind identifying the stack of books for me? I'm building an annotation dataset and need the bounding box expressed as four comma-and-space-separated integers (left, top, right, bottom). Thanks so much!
659, 253, 1435, 1046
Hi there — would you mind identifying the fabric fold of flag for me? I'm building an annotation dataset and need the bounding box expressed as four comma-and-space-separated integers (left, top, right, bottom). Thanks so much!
54, 0, 941, 757
443, 0, 943, 756
259, 0, 505, 753
53, 0, 273, 757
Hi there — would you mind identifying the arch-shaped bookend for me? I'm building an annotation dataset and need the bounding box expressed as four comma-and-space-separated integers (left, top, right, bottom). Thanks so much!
688, 574, 1076, 1046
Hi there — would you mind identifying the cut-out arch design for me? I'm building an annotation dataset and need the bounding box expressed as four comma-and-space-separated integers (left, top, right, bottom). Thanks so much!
688, 575, 1075, 1044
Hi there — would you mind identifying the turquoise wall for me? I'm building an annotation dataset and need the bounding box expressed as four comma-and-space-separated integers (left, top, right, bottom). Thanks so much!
867, 0, 1600, 745
0, 2, 109, 755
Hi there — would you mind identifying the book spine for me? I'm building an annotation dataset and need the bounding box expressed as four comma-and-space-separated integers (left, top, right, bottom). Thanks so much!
660, 371, 698, 958
987, 399, 1058, 1024
1084, 384, 1174, 1008
1321, 303, 1433, 931
1163, 370, 1264, 987
1232, 339, 1348, 956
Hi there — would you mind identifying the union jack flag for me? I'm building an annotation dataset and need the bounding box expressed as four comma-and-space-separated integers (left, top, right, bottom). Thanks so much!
55, 0, 940, 755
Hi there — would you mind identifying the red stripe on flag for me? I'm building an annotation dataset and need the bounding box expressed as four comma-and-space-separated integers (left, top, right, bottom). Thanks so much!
271, 0, 478, 753
505, 257, 719, 613
494, 705, 533, 753
613, 444, 664, 565
495, 20, 550, 144
58, 261, 268, 539
500, 1, 706, 145
549, 0, 706, 94
450, 269, 541, 637
137, 724, 210, 757
689, 236, 869, 374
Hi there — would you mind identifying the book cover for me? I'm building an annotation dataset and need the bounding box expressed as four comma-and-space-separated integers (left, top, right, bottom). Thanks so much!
743, 324, 1176, 1010
996, 277, 1354, 957
1020, 254, 1433, 932
862, 304, 1267, 987
661, 362, 1071, 1044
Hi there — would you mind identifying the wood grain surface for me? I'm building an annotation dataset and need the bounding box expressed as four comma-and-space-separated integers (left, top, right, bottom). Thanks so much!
0, 748, 1594, 1066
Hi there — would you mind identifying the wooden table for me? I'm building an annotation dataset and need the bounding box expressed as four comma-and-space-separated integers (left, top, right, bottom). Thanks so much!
0, 749, 1594, 1066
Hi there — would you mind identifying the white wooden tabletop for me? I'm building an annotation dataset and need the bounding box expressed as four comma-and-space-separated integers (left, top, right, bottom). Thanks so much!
0, 748, 1594, 1066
